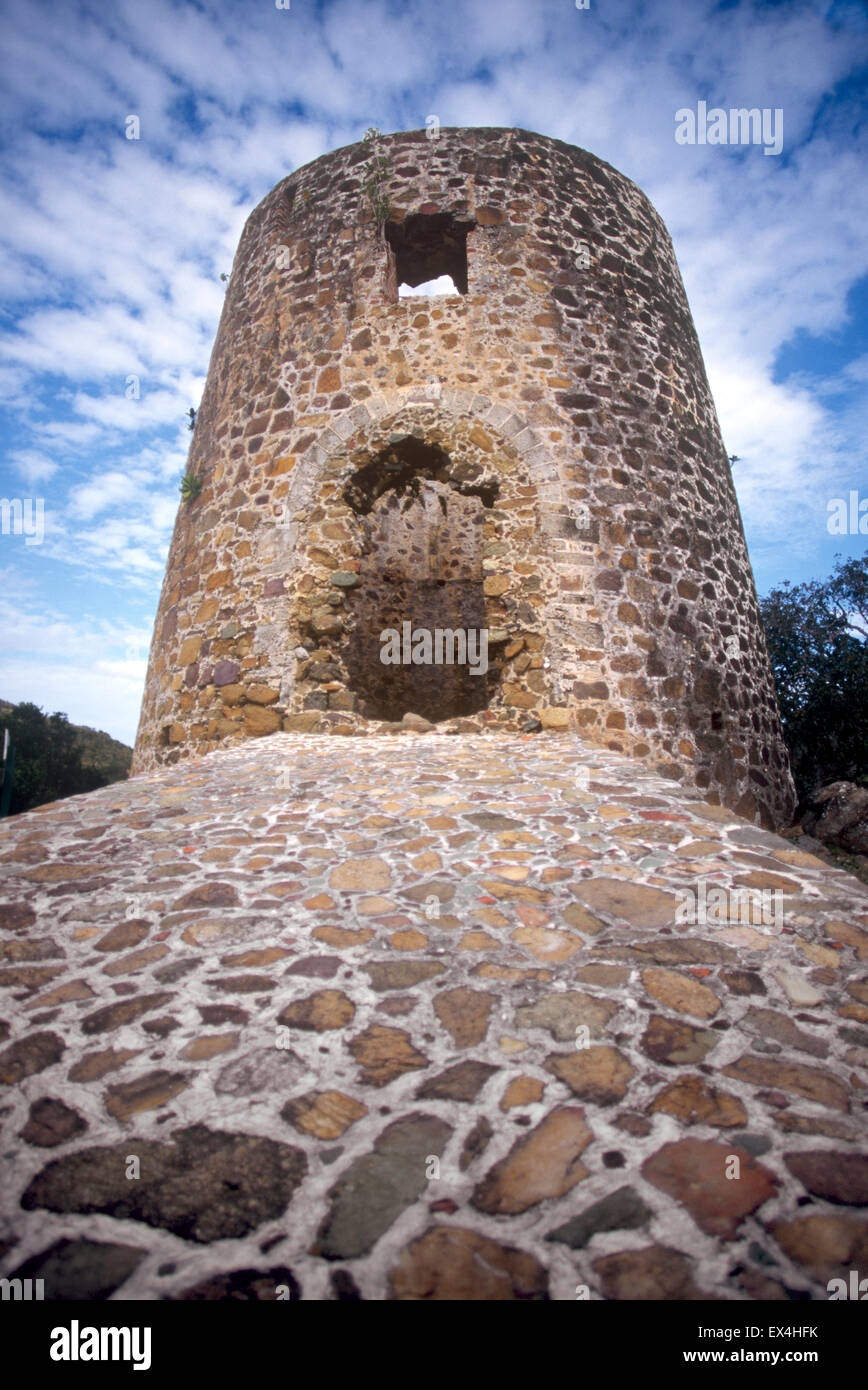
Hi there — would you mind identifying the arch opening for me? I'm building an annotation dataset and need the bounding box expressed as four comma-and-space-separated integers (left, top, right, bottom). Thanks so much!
342, 437, 496, 722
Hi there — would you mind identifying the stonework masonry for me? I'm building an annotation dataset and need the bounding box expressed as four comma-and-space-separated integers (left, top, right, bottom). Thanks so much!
1, 735, 866, 1301
132, 127, 795, 830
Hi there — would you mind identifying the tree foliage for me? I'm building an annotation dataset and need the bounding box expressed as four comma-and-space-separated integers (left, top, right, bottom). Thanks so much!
760, 552, 868, 806
1, 702, 110, 815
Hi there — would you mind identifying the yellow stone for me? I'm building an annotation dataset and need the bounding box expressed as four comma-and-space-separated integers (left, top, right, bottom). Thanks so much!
500, 1076, 545, 1110
545, 1046, 636, 1105
481, 880, 550, 903
561, 903, 605, 934
641, 967, 721, 1020
282, 1089, 367, 1140
411, 852, 442, 871
221, 947, 291, 967
469, 424, 493, 451
511, 926, 582, 963
718, 926, 773, 951
355, 895, 398, 915
824, 920, 868, 959
181, 920, 236, 946
178, 636, 202, 664
772, 848, 829, 869
390, 930, 428, 951
459, 931, 501, 951
101, 945, 170, 977
483, 574, 510, 597
206, 567, 232, 592
471, 1107, 593, 1214
243, 704, 282, 735
329, 857, 392, 891
476, 907, 512, 928
105, 1073, 189, 1120
181, 1032, 239, 1061
538, 707, 571, 729
797, 942, 842, 969
314, 925, 375, 947
246, 684, 280, 705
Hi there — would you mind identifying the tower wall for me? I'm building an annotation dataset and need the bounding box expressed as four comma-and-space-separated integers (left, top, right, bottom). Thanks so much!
132, 127, 795, 829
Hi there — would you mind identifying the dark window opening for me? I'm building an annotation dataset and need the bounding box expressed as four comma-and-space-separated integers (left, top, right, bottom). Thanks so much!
385, 213, 473, 296
342, 438, 496, 722
343, 436, 498, 515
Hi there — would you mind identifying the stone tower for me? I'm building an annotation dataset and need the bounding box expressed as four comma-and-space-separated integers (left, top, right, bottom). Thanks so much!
132, 127, 795, 830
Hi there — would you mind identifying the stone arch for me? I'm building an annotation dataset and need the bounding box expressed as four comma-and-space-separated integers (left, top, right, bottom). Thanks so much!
278, 387, 562, 523
277, 392, 566, 727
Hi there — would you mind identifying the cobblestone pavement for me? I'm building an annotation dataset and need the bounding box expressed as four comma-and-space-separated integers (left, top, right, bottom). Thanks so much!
1, 732, 867, 1301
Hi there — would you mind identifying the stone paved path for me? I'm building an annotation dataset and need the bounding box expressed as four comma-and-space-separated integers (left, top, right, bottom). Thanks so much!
1, 732, 867, 1300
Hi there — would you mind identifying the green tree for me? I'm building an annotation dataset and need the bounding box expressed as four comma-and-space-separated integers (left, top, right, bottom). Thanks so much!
1, 702, 104, 815
760, 552, 868, 805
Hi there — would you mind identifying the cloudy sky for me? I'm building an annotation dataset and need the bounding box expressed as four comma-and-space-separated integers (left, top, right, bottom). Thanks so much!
0, 0, 865, 746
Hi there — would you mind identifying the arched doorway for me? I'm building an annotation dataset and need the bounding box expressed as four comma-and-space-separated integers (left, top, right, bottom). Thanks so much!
342, 438, 494, 721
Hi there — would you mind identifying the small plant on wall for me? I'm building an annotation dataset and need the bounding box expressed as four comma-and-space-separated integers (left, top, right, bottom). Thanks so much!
361, 127, 391, 226
180, 472, 203, 504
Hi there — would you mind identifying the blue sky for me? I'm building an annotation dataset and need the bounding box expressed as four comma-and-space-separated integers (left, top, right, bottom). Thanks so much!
0, 0, 866, 746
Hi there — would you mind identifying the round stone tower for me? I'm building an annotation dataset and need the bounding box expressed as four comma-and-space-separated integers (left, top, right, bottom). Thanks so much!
132, 126, 795, 829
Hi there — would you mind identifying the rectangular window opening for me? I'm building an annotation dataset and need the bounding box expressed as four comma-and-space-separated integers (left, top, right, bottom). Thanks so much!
385, 213, 473, 297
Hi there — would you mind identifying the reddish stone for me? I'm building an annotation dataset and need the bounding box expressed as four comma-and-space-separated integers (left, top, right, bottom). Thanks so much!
784, 1152, 868, 1206
642, 1138, 778, 1239
172, 882, 239, 910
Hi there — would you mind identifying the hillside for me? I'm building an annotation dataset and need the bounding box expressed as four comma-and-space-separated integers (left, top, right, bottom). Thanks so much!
0, 698, 132, 784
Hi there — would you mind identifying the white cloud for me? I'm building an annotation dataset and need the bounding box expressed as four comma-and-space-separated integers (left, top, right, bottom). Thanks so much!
9, 449, 60, 486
